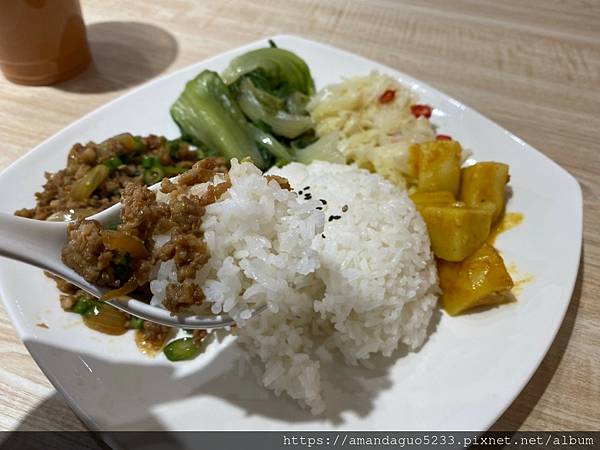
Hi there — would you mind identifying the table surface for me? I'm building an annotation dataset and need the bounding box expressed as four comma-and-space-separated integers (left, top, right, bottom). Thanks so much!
0, 0, 598, 434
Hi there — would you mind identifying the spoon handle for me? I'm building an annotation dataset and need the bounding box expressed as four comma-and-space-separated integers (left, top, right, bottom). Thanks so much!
0, 212, 68, 273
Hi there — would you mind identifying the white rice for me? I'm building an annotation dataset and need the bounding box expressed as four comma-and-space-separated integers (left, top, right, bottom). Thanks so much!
150, 159, 438, 414
150, 160, 324, 323
264, 162, 438, 413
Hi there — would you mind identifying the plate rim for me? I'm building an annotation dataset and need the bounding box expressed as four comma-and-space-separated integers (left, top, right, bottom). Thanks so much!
0, 33, 584, 432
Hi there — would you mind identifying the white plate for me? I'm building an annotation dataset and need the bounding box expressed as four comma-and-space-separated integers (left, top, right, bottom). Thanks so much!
0, 35, 582, 433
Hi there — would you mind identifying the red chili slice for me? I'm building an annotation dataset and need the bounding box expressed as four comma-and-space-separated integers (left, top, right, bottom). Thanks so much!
410, 104, 433, 118
378, 89, 396, 104
436, 134, 452, 141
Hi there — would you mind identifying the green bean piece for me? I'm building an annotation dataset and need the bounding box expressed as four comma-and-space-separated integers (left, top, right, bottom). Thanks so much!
143, 166, 165, 185
104, 156, 123, 171
163, 165, 187, 177
141, 155, 158, 169
72, 296, 94, 315
132, 136, 146, 152
72, 297, 102, 316
88, 302, 102, 317
113, 253, 131, 284
163, 337, 200, 361
167, 140, 181, 159
130, 317, 144, 330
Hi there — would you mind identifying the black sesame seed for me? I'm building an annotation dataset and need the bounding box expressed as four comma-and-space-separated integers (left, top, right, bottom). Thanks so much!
316, 206, 323, 210
304, 186, 310, 190
333, 215, 342, 220
320, 199, 327, 205
328, 215, 334, 222
342, 205, 348, 212
321, 234, 326, 238
298, 190, 303, 195
304, 194, 312, 200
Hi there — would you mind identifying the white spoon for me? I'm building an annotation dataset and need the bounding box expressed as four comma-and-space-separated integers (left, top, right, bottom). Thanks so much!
0, 204, 264, 329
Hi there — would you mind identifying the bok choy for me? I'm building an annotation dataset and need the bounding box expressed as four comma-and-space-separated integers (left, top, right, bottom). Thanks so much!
237, 78, 313, 139
294, 132, 344, 165
221, 48, 315, 96
170, 70, 272, 170
170, 44, 343, 170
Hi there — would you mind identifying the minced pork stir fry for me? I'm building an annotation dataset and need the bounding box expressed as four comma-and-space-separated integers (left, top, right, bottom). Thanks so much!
62, 157, 232, 312
16, 133, 219, 350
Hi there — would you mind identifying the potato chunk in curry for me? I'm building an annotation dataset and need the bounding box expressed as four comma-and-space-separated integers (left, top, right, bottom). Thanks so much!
406, 138, 517, 315
438, 243, 514, 315
409, 190, 456, 214
408, 140, 462, 196
460, 162, 509, 224
420, 204, 492, 261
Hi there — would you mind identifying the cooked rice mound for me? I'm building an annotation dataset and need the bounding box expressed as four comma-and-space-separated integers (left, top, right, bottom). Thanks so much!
270, 161, 438, 357
150, 160, 324, 323
151, 159, 438, 414
275, 162, 438, 360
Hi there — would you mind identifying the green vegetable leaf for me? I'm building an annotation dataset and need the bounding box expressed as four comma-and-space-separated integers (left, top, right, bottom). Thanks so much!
221, 48, 315, 96
248, 124, 294, 165
294, 132, 345, 165
170, 70, 271, 169
285, 91, 309, 115
237, 79, 313, 139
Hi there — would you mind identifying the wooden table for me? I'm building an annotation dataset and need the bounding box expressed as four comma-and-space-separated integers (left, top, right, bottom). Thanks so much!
0, 0, 598, 435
